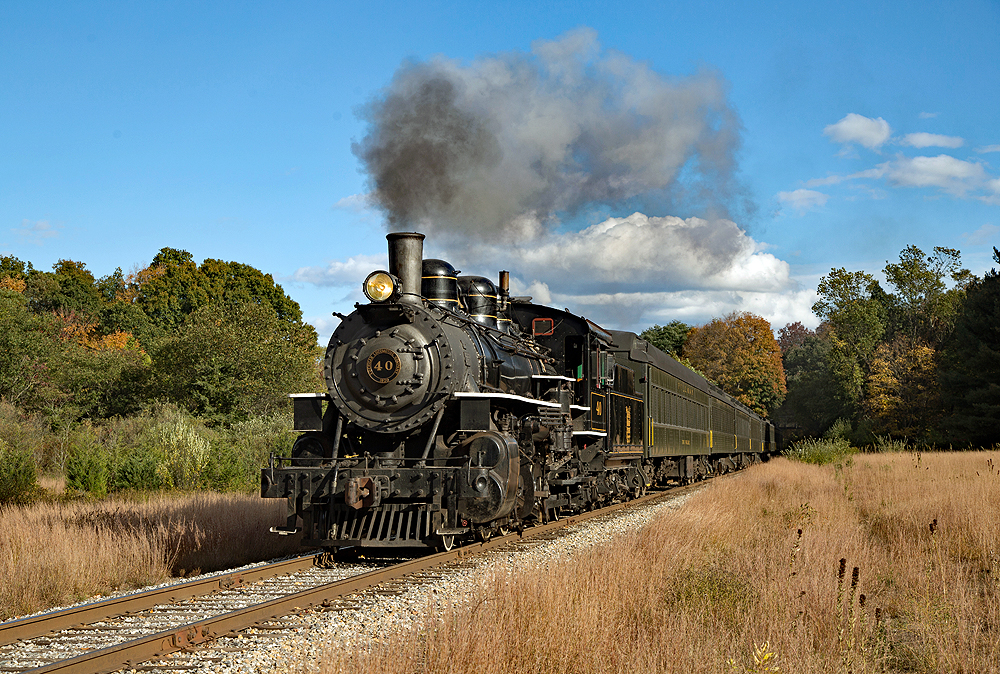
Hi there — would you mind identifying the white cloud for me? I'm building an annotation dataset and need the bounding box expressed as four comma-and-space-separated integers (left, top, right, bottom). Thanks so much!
962, 224, 1000, 246
442, 212, 807, 332
805, 168, 884, 187
777, 189, 829, 214
976, 145, 1000, 154
509, 278, 553, 305
880, 154, 987, 196
291, 254, 384, 286
985, 178, 1000, 205
824, 113, 892, 150
804, 154, 999, 201
901, 132, 964, 149
534, 286, 819, 334
13, 219, 60, 245
490, 212, 794, 294
300, 212, 813, 334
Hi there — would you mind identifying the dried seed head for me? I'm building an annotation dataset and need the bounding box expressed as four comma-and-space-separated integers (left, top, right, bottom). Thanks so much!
851, 566, 860, 590
797, 528, 803, 538
875, 607, 883, 623
859, 594, 866, 608
838, 558, 847, 580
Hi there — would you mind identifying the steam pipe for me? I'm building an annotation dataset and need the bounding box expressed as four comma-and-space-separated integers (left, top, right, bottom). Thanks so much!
330, 414, 344, 460
330, 413, 344, 498
498, 270, 509, 308
387, 232, 425, 304
418, 407, 446, 465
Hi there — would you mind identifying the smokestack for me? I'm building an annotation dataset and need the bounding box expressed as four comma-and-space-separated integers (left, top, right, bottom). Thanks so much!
387, 232, 425, 304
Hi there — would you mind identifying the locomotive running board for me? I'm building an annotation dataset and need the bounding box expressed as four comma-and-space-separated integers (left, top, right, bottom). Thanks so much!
453, 390, 590, 411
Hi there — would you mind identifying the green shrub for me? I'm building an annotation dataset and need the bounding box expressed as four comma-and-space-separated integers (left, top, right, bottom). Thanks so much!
66, 439, 110, 498
203, 413, 295, 491
783, 435, 856, 465
154, 417, 211, 490
0, 438, 38, 505
0, 401, 47, 469
871, 435, 910, 452
823, 418, 853, 441
112, 447, 167, 492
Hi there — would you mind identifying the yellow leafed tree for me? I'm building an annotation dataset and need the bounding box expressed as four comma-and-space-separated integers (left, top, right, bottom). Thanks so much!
683, 311, 786, 417
865, 337, 940, 438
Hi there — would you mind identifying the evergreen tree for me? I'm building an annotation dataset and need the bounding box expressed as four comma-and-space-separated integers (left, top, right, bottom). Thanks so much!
939, 248, 1000, 446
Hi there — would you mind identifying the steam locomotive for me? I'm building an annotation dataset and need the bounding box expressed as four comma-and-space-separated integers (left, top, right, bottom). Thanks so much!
261, 232, 776, 550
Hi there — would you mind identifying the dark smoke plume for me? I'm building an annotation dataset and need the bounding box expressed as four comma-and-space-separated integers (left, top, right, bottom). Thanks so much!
353, 28, 749, 240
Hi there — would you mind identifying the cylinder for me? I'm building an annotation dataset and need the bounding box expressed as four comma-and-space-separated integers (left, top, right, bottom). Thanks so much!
387, 232, 425, 304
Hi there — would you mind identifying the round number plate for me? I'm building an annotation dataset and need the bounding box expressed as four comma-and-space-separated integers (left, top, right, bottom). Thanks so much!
366, 348, 402, 384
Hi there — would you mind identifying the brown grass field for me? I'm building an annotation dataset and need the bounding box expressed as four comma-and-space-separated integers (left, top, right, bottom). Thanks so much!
304, 452, 1000, 674
0, 492, 302, 621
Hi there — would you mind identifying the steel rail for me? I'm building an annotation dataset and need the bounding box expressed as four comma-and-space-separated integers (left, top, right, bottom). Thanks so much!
18, 486, 691, 674
0, 553, 327, 647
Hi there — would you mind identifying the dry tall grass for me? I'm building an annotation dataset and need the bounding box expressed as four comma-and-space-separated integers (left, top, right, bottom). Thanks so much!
1, 493, 302, 620
306, 452, 1000, 674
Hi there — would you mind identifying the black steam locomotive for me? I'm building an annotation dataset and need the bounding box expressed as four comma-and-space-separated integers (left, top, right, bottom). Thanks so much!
261, 232, 776, 550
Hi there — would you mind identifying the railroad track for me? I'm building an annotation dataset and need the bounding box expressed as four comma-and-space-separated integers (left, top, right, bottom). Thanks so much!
0, 484, 703, 674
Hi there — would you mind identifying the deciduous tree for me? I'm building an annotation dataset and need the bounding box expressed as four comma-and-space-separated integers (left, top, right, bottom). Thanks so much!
640, 320, 691, 357
777, 321, 814, 356
150, 301, 321, 422
0, 290, 62, 409
812, 268, 886, 411
133, 249, 317, 347
775, 332, 845, 438
682, 312, 786, 417
865, 336, 940, 439
882, 245, 971, 347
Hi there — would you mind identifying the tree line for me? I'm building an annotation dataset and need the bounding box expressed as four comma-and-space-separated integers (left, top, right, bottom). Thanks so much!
3, 240, 996, 505
0, 250, 321, 504
0, 249, 320, 424
641, 244, 1000, 448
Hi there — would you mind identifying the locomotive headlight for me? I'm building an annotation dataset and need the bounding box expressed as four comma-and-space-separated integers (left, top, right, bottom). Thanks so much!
363, 271, 400, 303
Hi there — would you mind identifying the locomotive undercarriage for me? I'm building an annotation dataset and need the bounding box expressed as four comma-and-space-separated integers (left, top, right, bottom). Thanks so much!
262, 400, 656, 550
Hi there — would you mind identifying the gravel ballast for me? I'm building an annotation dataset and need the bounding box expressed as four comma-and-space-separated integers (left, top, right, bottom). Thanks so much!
172, 491, 694, 674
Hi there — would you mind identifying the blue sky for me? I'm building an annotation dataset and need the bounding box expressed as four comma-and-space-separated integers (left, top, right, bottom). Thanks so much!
3, 0, 999, 342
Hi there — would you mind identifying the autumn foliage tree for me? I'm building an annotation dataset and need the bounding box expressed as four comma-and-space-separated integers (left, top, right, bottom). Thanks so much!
682, 312, 786, 417
865, 336, 940, 437
788, 244, 978, 443
776, 321, 813, 356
